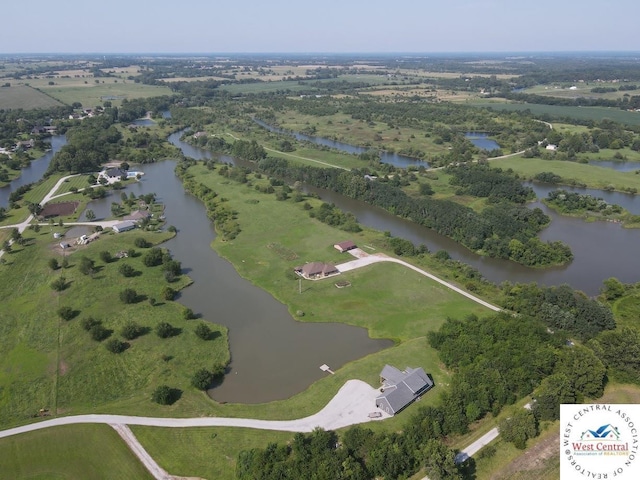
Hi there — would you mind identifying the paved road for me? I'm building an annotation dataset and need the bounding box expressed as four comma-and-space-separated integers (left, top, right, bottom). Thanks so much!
336, 250, 501, 312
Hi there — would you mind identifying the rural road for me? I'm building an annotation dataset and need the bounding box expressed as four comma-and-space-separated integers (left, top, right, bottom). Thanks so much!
0, 380, 390, 441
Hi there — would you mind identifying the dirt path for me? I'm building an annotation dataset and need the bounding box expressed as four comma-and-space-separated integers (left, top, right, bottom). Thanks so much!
111, 424, 173, 480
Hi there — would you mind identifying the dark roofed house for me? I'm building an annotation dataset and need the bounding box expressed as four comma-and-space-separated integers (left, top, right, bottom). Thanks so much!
39, 201, 80, 219
334, 240, 357, 253
296, 262, 339, 279
124, 210, 151, 222
104, 167, 127, 179
376, 365, 434, 416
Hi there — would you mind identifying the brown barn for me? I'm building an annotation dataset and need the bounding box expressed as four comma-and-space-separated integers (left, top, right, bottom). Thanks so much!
39, 201, 79, 219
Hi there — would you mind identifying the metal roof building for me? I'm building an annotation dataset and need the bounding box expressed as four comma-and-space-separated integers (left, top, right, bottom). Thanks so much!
375, 365, 434, 415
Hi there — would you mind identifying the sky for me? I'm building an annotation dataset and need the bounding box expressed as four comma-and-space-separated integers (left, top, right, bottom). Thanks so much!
2, 0, 639, 54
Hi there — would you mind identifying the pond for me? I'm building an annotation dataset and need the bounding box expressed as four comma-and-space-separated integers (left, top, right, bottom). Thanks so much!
464, 132, 501, 151
84, 154, 392, 404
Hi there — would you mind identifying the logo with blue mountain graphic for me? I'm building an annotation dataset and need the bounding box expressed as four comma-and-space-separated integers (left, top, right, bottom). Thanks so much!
580, 424, 621, 441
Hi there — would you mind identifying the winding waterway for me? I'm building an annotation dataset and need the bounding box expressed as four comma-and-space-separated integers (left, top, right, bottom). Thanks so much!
253, 118, 428, 168
7, 125, 640, 403
169, 131, 640, 295
82, 148, 392, 404
0, 135, 67, 209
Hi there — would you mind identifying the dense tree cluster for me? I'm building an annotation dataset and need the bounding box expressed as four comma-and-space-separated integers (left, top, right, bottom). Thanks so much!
501, 283, 615, 340
258, 157, 572, 266
546, 190, 623, 215
447, 164, 534, 204
309, 202, 361, 232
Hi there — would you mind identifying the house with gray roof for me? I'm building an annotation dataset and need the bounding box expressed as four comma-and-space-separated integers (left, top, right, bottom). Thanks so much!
112, 220, 137, 233
375, 365, 434, 415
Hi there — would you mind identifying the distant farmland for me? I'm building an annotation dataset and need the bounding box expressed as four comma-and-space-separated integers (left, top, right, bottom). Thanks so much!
470, 101, 640, 126
0, 85, 64, 109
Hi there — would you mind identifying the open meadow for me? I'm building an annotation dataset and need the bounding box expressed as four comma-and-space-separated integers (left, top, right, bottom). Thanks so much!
0, 84, 64, 109
491, 155, 640, 192
470, 100, 640, 126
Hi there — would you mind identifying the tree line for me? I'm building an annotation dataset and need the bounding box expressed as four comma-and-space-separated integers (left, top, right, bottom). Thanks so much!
257, 157, 573, 267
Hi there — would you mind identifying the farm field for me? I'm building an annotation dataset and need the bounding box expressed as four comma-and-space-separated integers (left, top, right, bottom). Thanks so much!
13, 77, 172, 107
470, 101, 640, 126
0, 84, 64, 109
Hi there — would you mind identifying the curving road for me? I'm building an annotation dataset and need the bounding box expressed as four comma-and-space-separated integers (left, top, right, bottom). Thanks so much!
0, 380, 389, 441
336, 249, 501, 312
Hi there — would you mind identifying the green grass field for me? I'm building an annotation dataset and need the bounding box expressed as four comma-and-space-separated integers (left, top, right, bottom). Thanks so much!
491, 155, 640, 192
14, 78, 172, 108
0, 84, 64, 109
470, 101, 640, 126
0, 424, 153, 479
0, 227, 229, 428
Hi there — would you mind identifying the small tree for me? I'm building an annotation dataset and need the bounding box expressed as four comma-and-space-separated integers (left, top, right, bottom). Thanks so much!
183, 308, 195, 320
143, 247, 163, 267
121, 321, 144, 340
134, 237, 150, 248
105, 338, 127, 353
118, 263, 136, 277
155, 322, 175, 338
191, 368, 214, 390
162, 286, 176, 301
48, 258, 59, 270
99, 250, 112, 264
57, 306, 76, 321
194, 323, 211, 340
90, 324, 111, 342
81, 317, 101, 331
85, 209, 96, 221
61, 257, 69, 269
50, 276, 67, 291
119, 288, 138, 304
78, 256, 95, 276
151, 385, 177, 405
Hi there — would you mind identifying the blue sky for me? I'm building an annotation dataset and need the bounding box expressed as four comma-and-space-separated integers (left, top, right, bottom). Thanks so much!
2, 0, 639, 54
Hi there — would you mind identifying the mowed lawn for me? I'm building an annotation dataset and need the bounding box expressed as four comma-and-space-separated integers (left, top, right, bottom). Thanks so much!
189, 165, 490, 342
0, 424, 152, 480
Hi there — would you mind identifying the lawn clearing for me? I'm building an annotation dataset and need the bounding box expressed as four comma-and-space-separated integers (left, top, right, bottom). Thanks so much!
491, 155, 640, 192
0, 424, 153, 480
133, 426, 294, 480
471, 101, 640, 126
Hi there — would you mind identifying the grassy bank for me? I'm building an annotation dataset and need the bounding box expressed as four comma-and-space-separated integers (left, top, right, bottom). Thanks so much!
0, 226, 229, 429
491, 155, 640, 193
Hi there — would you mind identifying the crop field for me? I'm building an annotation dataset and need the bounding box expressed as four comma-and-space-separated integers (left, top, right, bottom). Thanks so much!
12, 76, 172, 107
522, 83, 639, 101
0, 424, 152, 480
470, 100, 640, 126
0, 84, 64, 109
